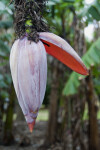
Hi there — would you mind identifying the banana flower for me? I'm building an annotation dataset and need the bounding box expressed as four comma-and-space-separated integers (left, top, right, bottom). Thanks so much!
10, 32, 88, 132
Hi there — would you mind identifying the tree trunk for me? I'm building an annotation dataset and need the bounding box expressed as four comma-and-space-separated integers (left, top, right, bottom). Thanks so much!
85, 71, 99, 150
3, 83, 15, 145
63, 97, 73, 150
0, 96, 4, 143
45, 60, 60, 145
67, 16, 87, 150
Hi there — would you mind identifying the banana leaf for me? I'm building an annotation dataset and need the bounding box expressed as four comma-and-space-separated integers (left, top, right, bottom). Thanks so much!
63, 38, 100, 96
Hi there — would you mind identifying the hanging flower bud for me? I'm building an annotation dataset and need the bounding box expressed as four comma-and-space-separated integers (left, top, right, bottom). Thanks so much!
10, 32, 88, 132
10, 37, 47, 132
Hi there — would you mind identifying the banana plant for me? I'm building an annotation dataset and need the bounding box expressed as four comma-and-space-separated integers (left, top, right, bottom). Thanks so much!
63, 38, 100, 96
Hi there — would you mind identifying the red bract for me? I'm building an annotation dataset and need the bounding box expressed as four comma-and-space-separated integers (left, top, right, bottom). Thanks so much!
40, 32, 88, 75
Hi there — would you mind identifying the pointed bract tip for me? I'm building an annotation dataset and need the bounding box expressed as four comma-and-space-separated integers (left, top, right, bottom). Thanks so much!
82, 68, 89, 76
84, 67, 89, 76
28, 120, 35, 133
86, 69, 90, 76
86, 71, 89, 76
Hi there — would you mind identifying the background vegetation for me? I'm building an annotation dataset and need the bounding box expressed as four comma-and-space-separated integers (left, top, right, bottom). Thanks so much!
0, 0, 100, 150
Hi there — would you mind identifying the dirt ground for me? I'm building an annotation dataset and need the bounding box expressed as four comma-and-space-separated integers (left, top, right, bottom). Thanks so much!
1, 120, 98, 150
0, 121, 63, 150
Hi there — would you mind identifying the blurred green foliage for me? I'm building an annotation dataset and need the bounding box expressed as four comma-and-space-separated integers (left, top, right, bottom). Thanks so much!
0, 0, 13, 104
63, 38, 100, 96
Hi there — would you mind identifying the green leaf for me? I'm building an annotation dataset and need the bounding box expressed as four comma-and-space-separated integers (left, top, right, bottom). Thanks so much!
0, 91, 9, 99
0, 2, 5, 11
0, 21, 13, 29
63, 0, 75, 2
0, 51, 7, 58
5, 7, 13, 15
63, 38, 100, 96
0, 61, 8, 66
0, 1, 13, 15
0, 80, 8, 88
0, 41, 10, 53
88, 6, 100, 21
0, 33, 12, 41
0, 74, 4, 80
5, 74, 12, 85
